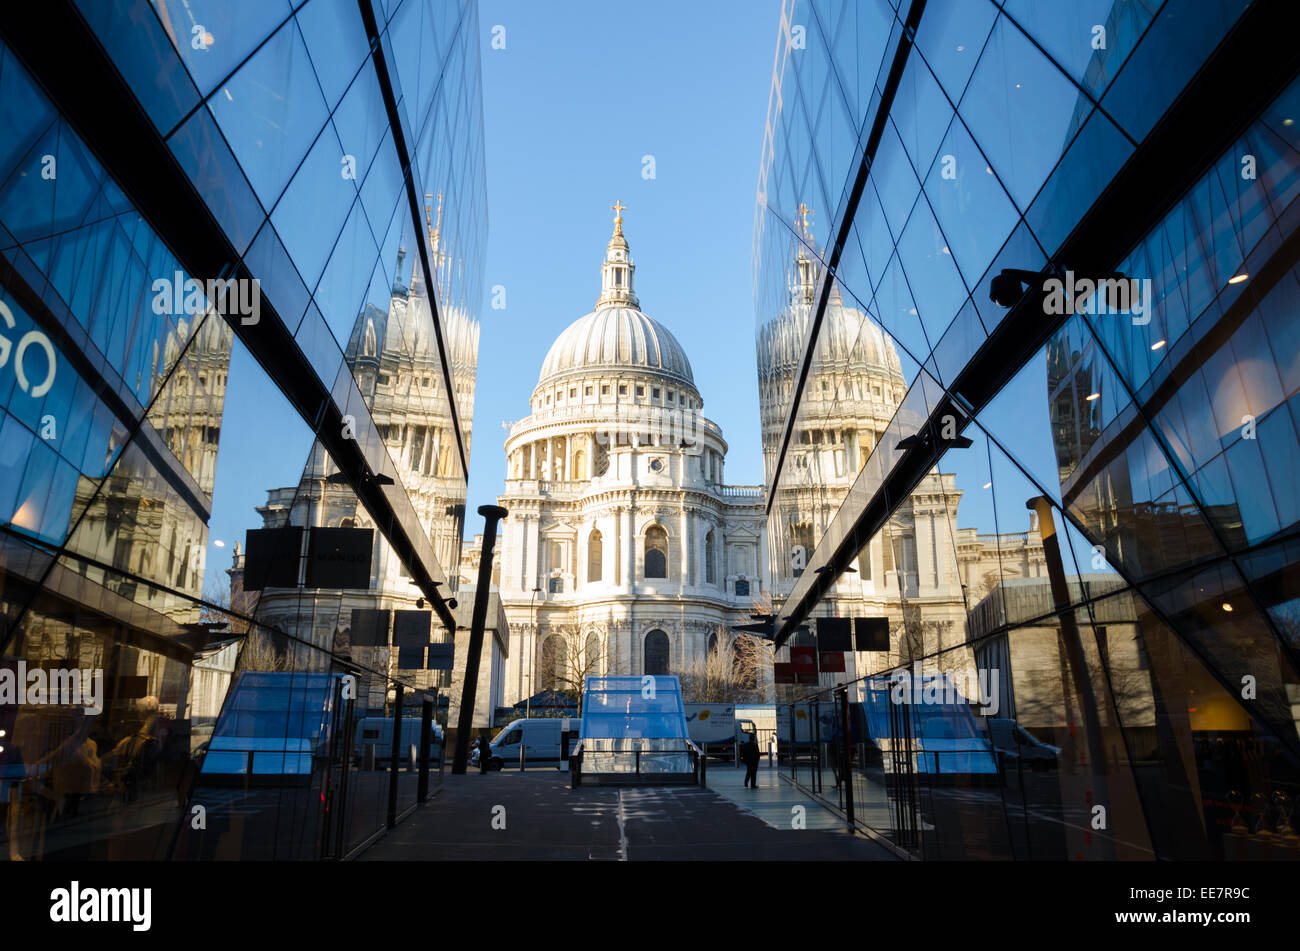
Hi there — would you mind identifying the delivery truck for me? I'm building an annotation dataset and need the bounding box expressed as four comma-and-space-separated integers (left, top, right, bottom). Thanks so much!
684, 703, 757, 759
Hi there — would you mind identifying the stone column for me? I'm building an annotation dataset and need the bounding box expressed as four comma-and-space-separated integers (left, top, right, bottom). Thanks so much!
624, 504, 636, 591
525, 516, 539, 594
679, 506, 690, 589
529, 442, 538, 479
612, 507, 622, 585
563, 435, 572, 483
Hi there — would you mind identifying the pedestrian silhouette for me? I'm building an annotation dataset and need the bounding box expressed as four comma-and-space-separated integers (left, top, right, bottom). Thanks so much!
740, 735, 761, 788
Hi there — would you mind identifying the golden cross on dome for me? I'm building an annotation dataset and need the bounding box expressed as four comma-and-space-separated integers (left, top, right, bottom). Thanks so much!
797, 202, 814, 238
611, 200, 627, 235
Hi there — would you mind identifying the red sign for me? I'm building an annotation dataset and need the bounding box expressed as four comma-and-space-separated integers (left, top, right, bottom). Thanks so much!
818, 651, 845, 672
773, 663, 794, 684
789, 645, 816, 673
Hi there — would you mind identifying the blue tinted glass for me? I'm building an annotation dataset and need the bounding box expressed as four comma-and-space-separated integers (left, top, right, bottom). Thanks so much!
1024, 109, 1132, 255
1005, 0, 1157, 100
897, 197, 968, 342
892, 55, 954, 179
75, 0, 199, 133
0, 42, 57, 184
167, 105, 267, 257
209, 21, 329, 207
1101, 0, 1250, 143
271, 125, 357, 292
150, 0, 293, 97
959, 14, 1092, 212
914, 0, 998, 103
296, 0, 372, 110
924, 115, 1020, 287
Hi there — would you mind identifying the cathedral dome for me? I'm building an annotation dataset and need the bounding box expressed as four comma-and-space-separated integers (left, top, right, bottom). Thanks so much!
538, 305, 695, 390
535, 203, 697, 396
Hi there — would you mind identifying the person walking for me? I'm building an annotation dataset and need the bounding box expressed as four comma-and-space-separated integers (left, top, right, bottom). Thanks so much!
740, 735, 761, 788
477, 732, 492, 774
767, 735, 777, 767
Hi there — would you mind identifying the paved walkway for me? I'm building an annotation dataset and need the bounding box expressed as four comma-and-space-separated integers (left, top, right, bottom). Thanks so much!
706, 762, 853, 831
361, 766, 898, 861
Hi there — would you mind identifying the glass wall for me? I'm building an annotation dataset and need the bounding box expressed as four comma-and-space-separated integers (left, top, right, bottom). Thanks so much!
757, 0, 1300, 859
1, 0, 483, 861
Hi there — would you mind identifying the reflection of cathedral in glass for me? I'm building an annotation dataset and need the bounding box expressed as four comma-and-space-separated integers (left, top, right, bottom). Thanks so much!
758, 217, 1045, 677
229, 200, 478, 698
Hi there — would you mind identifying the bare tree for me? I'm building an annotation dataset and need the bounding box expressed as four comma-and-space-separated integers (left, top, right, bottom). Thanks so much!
537, 625, 605, 700
235, 630, 293, 672
680, 628, 769, 703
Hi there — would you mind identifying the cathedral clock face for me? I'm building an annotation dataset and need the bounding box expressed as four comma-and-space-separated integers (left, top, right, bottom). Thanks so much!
649, 457, 664, 472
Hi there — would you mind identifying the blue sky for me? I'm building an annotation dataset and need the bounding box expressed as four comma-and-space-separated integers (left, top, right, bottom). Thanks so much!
203, 0, 783, 596
200, 0, 1102, 597
466, 0, 782, 516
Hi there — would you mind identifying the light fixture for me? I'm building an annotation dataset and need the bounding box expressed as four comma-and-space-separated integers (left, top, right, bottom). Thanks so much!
982, 481, 992, 489
1228, 273, 1249, 284
1151, 339, 1167, 350
988, 268, 1042, 307
213, 539, 225, 547
1221, 602, 1233, 612
1085, 392, 1100, 401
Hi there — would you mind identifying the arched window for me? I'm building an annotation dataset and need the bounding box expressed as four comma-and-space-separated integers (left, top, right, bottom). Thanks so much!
572, 449, 586, 481
705, 530, 716, 584
587, 529, 602, 583
644, 630, 669, 675
644, 525, 668, 579
707, 631, 718, 655
584, 633, 601, 678
540, 634, 567, 691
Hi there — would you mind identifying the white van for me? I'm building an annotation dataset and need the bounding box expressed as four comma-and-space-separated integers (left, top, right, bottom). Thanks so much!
471, 718, 577, 769
353, 717, 444, 769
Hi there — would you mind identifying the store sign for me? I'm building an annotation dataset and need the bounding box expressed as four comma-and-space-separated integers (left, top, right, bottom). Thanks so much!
0, 300, 57, 398
305, 527, 373, 589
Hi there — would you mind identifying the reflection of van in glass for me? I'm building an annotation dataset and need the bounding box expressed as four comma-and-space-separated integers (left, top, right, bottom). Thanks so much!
982, 718, 1060, 770
470, 718, 577, 769
353, 717, 444, 769
862, 675, 999, 779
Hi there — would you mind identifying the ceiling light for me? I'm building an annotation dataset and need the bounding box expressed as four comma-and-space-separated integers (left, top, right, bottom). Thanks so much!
1085, 392, 1100, 401
982, 481, 992, 489
1221, 602, 1233, 612
1228, 273, 1248, 284
1151, 339, 1166, 350
213, 539, 225, 548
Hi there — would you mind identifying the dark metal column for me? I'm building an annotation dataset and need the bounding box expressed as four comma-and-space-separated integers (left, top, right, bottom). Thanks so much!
451, 505, 508, 774
387, 683, 404, 828
417, 698, 433, 803
1027, 497, 1111, 857
839, 686, 855, 829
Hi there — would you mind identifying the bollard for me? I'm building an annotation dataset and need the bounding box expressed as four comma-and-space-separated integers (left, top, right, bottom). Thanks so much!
519, 744, 526, 772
